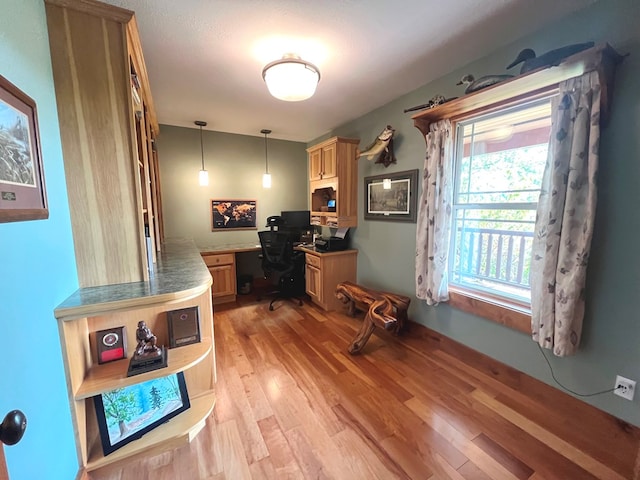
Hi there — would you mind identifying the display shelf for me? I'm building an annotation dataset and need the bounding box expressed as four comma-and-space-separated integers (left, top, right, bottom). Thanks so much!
85, 390, 215, 471
75, 339, 212, 400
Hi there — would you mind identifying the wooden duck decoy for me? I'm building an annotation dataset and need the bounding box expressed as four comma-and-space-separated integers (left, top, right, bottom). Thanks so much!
506, 41, 595, 74
456, 74, 513, 94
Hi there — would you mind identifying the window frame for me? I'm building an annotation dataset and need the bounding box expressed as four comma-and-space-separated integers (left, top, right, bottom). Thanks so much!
410, 44, 620, 333
448, 96, 553, 308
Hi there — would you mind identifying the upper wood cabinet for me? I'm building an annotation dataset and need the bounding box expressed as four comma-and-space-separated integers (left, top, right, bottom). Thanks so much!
307, 137, 359, 228
309, 142, 337, 181
45, 0, 163, 287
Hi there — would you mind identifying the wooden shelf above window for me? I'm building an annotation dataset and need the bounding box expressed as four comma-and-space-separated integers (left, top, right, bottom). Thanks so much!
412, 43, 624, 137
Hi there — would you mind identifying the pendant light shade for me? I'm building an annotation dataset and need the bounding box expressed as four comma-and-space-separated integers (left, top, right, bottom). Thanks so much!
261, 129, 272, 188
262, 54, 320, 102
195, 120, 208, 186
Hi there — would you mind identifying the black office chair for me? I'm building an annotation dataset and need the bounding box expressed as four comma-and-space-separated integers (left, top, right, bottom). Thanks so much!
257, 230, 305, 311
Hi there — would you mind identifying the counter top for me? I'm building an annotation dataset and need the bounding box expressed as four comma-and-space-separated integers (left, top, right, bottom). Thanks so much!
199, 243, 261, 255
54, 239, 212, 321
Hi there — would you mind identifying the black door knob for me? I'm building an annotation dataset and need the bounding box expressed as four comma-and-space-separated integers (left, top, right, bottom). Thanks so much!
0, 410, 27, 446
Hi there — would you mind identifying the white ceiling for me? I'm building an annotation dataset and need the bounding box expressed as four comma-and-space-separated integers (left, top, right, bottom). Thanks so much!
102, 0, 595, 142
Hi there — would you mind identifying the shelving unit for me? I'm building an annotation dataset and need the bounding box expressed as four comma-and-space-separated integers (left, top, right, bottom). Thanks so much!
307, 137, 359, 228
54, 242, 216, 473
44, 0, 163, 288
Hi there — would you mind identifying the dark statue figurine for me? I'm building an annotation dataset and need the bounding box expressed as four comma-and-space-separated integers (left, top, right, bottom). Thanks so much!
135, 321, 161, 358
127, 320, 168, 376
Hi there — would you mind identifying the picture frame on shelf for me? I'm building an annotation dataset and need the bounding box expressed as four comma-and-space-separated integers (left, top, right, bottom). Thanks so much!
211, 199, 257, 230
0, 74, 48, 223
95, 326, 127, 364
167, 306, 201, 348
93, 372, 190, 456
364, 169, 418, 222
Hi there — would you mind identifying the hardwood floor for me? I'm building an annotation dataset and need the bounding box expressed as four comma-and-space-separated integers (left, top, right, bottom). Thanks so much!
90, 296, 640, 479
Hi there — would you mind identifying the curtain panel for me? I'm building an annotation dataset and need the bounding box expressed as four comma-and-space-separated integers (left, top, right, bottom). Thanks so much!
415, 119, 453, 305
530, 71, 601, 357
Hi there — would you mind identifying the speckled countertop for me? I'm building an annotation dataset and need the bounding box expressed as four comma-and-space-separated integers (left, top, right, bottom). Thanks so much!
54, 239, 212, 321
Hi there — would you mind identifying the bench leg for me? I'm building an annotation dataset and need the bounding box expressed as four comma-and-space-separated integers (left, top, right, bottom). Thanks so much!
348, 314, 376, 355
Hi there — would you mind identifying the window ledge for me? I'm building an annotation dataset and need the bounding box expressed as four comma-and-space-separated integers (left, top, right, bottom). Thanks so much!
448, 287, 531, 334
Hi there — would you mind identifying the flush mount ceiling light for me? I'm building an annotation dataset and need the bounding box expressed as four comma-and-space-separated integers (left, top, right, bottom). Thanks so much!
195, 120, 208, 186
262, 54, 320, 102
261, 129, 272, 188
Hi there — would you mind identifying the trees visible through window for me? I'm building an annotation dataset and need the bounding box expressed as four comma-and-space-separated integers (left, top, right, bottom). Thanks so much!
450, 99, 552, 305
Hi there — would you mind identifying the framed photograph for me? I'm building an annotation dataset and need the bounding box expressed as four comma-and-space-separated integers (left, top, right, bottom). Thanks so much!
93, 372, 190, 456
364, 169, 418, 222
167, 306, 201, 348
0, 74, 48, 223
95, 326, 127, 364
211, 199, 257, 230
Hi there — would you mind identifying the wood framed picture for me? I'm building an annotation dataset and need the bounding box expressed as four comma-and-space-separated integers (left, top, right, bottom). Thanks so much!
0, 74, 48, 223
211, 199, 257, 230
167, 306, 201, 348
364, 169, 418, 222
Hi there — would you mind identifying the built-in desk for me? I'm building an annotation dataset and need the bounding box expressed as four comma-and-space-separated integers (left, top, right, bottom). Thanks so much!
200, 243, 357, 310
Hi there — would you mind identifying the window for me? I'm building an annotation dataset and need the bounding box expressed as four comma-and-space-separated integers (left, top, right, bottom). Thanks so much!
449, 98, 552, 308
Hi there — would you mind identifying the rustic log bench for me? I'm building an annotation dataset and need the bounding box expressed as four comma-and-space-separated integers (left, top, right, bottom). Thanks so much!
335, 281, 411, 354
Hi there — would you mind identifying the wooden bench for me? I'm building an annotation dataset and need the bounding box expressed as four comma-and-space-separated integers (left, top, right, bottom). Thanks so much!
335, 281, 411, 354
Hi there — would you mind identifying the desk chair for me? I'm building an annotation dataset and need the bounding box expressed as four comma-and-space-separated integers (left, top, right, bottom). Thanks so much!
258, 230, 305, 311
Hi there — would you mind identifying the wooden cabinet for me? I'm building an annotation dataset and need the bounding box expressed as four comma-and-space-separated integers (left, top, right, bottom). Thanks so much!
303, 249, 357, 311
53, 240, 215, 473
308, 137, 359, 228
45, 0, 163, 287
202, 253, 237, 304
309, 142, 337, 181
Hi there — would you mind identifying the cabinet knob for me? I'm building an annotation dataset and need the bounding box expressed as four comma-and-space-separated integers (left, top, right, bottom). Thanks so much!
0, 410, 27, 446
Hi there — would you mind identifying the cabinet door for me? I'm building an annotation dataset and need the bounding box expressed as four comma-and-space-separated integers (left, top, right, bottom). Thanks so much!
209, 265, 235, 297
309, 148, 323, 181
305, 264, 322, 303
321, 143, 337, 179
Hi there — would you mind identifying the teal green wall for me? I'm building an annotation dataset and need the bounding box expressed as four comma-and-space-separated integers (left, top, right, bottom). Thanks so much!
157, 125, 308, 245
313, 0, 640, 426
0, 1, 79, 478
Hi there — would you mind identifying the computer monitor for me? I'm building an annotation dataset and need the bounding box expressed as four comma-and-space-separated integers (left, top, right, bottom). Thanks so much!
280, 210, 311, 229
280, 210, 311, 243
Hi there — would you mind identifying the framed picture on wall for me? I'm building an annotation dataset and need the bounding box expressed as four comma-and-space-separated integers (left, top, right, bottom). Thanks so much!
0, 74, 48, 223
211, 199, 257, 230
364, 169, 418, 222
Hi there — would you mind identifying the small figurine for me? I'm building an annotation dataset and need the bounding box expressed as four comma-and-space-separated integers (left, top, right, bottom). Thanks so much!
506, 42, 595, 74
456, 74, 513, 94
135, 321, 161, 358
127, 320, 167, 376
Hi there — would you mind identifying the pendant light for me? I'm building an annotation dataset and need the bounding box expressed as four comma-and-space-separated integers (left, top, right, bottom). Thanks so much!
195, 120, 208, 186
383, 178, 392, 189
261, 129, 272, 188
262, 54, 320, 102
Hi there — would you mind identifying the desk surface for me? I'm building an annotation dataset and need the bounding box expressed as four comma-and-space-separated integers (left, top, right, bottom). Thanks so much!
199, 242, 356, 257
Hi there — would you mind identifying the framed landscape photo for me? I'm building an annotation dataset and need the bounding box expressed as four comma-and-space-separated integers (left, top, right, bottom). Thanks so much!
93, 372, 190, 456
0, 74, 48, 223
211, 199, 257, 230
364, 169, 418, 222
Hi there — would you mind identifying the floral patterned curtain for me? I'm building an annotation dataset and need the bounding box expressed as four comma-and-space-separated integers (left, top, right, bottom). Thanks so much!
530, 71, 601, 357
415, 119, 453, 305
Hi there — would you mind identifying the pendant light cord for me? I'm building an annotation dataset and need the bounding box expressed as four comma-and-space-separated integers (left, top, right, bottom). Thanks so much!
200, 125, 205, 170
264, 132, 269, 174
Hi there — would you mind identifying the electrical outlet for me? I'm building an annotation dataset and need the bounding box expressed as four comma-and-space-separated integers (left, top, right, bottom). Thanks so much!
614, 375, 636, 401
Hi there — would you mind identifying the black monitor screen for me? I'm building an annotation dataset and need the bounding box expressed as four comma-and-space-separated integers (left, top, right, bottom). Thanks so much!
281, 210, 311, 229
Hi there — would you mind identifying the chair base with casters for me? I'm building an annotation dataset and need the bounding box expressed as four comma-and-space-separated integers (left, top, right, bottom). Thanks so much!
258, 230, 306, 311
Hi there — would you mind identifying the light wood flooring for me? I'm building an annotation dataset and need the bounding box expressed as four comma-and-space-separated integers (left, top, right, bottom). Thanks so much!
90, 296, 640, 479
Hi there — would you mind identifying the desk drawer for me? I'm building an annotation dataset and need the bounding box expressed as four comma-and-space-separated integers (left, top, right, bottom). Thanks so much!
305, 253, 321, 269
202, 253, 234, 267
